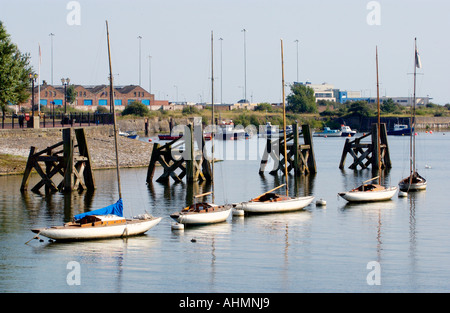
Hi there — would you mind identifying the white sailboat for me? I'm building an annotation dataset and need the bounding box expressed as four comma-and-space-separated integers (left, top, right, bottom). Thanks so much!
338, 47, 397, 202
31, 21, 161, 241
232, 39, 315, 214
170, 31, 232, 225
398, 38, 427, 192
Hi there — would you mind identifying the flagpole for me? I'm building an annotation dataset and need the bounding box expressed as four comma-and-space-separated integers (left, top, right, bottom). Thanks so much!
38, 44, 41, 115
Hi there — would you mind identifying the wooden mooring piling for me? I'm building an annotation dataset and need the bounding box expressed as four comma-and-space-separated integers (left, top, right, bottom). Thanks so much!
20, 128, 96, 193
339, 123, 391, 170
259, 124, 316, 175
146, 120, 211, 184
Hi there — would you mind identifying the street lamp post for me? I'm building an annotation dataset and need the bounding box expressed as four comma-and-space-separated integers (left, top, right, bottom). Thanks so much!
241, 29, 247, 103
137, 36, 142, 86
49, 33, 55, 85
219, 37, 223, 104
61, 77, 70, 114
294, 39, 299, 83
29, 73, 38, 117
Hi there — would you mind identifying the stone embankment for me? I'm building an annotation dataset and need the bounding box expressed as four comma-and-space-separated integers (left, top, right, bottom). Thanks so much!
0, 123, 153, 176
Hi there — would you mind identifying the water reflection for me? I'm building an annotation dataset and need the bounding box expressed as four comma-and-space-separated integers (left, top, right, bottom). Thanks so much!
29, 235, 161, 292
170, 222, 231, 292
258, 172, 316, 198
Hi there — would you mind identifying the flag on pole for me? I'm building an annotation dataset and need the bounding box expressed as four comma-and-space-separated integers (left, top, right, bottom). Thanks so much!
38, 44, 41, 114
415, 47, 422, 69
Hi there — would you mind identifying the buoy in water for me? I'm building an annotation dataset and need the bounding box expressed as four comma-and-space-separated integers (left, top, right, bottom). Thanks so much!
316, 199, 326, 206
171, 222, 184, 230
232, 208, 245, 216
398, 191, 407, 197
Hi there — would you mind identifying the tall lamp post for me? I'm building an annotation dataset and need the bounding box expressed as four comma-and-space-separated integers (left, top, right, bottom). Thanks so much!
241, 29, 247, 103
61, 77, 70, 114
49, 33, 55, 85
294, 39, 299, 83
29, 73, 38, 117
137, 36, 142, 86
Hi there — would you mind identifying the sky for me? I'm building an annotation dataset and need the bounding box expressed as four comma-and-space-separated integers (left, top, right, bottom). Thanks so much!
2, 0, 450, 104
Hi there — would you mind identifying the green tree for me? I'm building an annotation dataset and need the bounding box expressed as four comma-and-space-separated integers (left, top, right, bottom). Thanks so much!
122, 101, 149, 116
65, 85, 77, 104
286, 84, 317, 113
381, 98, 399, 114
0, 21, 32, 115
254, 102, 274, 112
347, 100, 374, 117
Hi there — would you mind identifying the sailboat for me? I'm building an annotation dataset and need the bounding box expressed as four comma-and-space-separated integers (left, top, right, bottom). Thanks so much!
398, 38, 427, 192
338, 47, 397, 202
31, 21, 161, 241
170, 31, 232, 225
232, 39, 315, 214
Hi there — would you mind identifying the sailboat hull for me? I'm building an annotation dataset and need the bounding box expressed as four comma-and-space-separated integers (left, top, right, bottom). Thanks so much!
33, 217, 162, 241
399, 181, 426, 191
234, 196, 315, 214
338, 187, 397, 202
398, 173, 427, 191
171, 207, 232, 225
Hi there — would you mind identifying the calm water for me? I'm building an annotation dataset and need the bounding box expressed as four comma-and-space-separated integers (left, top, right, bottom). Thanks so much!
1, 131, 449, 293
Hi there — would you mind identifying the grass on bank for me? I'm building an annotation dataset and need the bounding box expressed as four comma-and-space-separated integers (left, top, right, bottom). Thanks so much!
0, 153, 28, 175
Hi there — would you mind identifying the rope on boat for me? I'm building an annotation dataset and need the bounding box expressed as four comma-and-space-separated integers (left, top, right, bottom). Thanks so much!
24, 231, 40, 245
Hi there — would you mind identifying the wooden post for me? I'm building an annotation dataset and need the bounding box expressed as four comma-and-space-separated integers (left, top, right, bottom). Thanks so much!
380, 123, 391, 168
21, 128, 95, 193
75, 128, 96, 190
293, 123, 299, 175
63, 128, 74, 192
339, 123, 391, 171
302, 124, 316, 174
146, 121, 210, 184
20, 146, 36, 192
261, 124, 316, 176
186, 124, 195, 182
146, 143, 160, 183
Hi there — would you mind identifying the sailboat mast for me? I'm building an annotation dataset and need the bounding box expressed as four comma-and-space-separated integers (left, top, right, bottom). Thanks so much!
376, 46, 381, 185
106, 20, 122, 199
211, 31, 215, 203
281, 39, 289, 196
412, 37, 417, 175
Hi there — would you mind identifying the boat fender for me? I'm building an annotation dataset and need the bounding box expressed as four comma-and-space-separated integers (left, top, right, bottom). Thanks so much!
316, 199, 326, 206
171, 222, 184, 230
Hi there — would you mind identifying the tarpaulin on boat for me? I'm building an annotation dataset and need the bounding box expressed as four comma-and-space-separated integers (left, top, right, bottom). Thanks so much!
74, 198, 124, 220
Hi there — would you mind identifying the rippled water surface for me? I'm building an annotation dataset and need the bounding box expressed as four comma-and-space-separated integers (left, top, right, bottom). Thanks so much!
1, 132, 449, 292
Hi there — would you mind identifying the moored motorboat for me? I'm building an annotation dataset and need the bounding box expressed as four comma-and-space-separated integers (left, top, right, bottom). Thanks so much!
314, 127, 342, 137
340, 125, 356, 137
388, 123, 413, 136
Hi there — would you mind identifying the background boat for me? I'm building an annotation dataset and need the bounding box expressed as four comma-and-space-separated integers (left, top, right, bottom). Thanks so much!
388, 123, 413, 136
313, 127, 342, 137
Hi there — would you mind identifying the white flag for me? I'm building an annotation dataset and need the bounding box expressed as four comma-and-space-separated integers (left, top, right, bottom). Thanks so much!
415, 48, 422, 69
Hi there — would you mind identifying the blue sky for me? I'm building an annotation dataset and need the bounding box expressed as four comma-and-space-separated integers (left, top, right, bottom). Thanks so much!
2, 0, 449, 104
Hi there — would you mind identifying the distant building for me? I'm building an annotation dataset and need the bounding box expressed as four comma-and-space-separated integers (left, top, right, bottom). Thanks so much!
294, 81, 429, 106
22, 82, 169, 111
296, 82, 337, 102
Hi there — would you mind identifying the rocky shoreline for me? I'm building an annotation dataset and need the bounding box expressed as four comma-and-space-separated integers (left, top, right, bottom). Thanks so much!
0, 125, 153, 176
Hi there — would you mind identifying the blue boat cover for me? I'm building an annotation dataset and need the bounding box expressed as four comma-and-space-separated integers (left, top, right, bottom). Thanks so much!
74, 198, 124, 220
